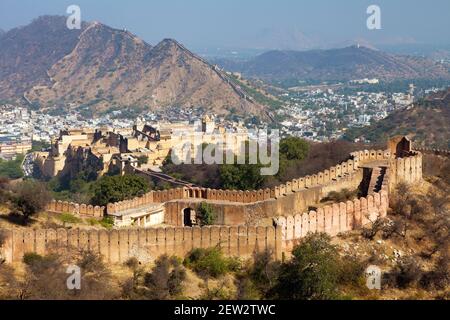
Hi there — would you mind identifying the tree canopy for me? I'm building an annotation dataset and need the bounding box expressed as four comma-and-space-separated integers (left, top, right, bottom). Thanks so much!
279, 137, 309, 161
270, 233, 341, 300
91, 174, 150, 206
12, 180, 51, 220
0, 155, 24, 179
219, 162, 266, 191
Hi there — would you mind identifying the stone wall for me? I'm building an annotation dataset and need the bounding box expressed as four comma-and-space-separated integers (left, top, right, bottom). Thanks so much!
46, 200, 104, 218
414, 148, 450, 157
275, 189, 389, 252
0, 226, 282, 264
104, 150, 381, 220
388, 152, 423, 188
45, 149, 422, 228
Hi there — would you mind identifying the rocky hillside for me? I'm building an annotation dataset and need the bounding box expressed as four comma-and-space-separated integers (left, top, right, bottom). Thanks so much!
344, 88, 450, 148
0, 16, 264, 117
215, 45, 450, 82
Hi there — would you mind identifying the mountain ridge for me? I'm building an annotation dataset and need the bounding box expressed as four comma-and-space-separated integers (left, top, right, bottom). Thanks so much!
0, 16, 264, 117
214, 45, 450, 82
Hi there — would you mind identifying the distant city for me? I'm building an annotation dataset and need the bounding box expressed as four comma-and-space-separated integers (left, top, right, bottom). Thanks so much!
0, 80, 447, 162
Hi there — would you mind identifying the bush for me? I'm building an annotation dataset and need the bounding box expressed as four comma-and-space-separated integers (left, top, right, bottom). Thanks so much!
269, 233, 342, 300
184, 247, 240, 278
248, 249, 280, 297
144, 255, 187, 299
137, 155, 149, 166
197, 202, 217, 226
58, 213, 81, 225
384, 256, 423, 289
21, 251, 118, 299
219, 162, 266, 191
322, 188, 359, 203
23, 252, 45, 266
0, 229, 6, 247
419, 255, 449, 291
235, 249, 281, 300
100, 216, 114, 229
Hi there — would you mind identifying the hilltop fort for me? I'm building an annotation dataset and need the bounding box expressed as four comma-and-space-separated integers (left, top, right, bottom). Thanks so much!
0, 135, 427, 264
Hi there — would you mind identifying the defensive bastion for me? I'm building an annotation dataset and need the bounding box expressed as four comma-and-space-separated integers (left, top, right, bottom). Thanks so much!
0, 137, 427, 264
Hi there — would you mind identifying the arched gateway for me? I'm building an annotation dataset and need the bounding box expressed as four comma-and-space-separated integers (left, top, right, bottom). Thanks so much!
182, 207, 196, 226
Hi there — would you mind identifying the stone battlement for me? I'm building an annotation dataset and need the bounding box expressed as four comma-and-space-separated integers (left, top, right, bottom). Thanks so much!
0, 138, 430, 265
1, 225, 282, 264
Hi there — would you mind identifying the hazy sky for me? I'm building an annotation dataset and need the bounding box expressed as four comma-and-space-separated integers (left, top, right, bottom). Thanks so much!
1, 0, 449, 50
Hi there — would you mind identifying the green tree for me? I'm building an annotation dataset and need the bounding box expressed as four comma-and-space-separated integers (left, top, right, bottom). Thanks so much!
12, 180, 51, 221
219, 163, 265, 190
279, 137, 309, 161
91, 174, 150, 206
270, 233, 341, 300
0, 155, 24, 179
137, 155, 149, 166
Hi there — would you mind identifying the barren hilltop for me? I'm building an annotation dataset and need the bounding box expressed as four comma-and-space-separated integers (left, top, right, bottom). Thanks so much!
0, 16, 264, 117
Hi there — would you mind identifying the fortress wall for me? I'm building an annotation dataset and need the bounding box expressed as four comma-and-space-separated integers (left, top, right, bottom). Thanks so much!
46, 200, 104, 218
0, 225, 282, 264
414, 148, 450, 157
274, 190, 389, 251
164, 200, 249, 226
320, 169, 364, 195
163, 187, 325, 227
389, 153, 423, 187
103, 149, 385, 215
48, 150, 422, 229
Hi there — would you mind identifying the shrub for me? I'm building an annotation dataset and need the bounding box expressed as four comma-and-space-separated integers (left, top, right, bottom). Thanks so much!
269, 233, 342, 300
219, 162, 266, 191
184, 247, 240, 278
100, 216, 114, 229
137, 155, 149, 166
58, 213, 81, 225
248, 249, 280, 297
144, 255, 187, 299
322, 188, 359, 203
384, 256, 423, 289
23, 252, 45, 266
21, 251, 118, 299
0, 229, 6, 247
0, 155, 24, 179
419, 255, 449, 291
197, 202, 217, 226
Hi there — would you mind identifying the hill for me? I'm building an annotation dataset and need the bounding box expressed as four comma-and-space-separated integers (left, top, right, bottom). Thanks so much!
0, 16, 264, 117
214, 45, 450, 83
343, 88, 450, 148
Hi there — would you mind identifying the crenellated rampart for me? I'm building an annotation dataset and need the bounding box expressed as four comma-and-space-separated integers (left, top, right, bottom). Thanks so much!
1, 140, 430, 264
0, 225, 282, 264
